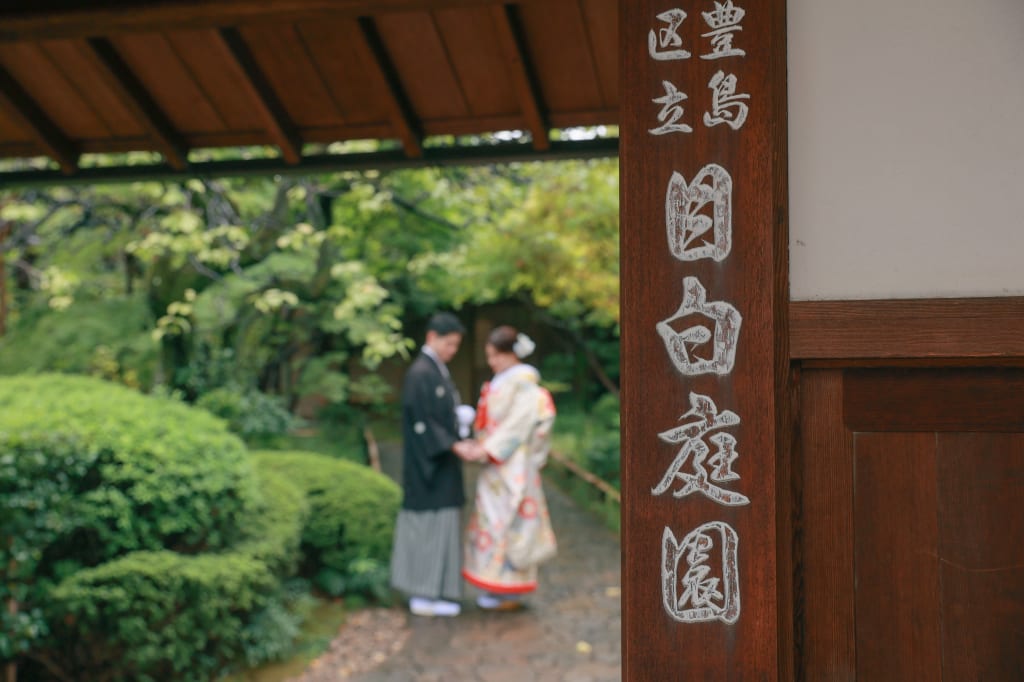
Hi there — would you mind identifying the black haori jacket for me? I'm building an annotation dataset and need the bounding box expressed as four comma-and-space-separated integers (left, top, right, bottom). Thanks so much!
399, 352, 465, 511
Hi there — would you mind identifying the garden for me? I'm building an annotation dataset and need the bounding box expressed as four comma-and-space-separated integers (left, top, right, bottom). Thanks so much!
0, 154, 621, 680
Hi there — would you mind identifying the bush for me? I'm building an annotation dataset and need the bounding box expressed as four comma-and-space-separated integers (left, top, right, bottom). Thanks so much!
197, 385, 296, 442
251, 450, 401, 598
0, 374, 256, 673
46, 469, 308, 681
0, 297, 158, 388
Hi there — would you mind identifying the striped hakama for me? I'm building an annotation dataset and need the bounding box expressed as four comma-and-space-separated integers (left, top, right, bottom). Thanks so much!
389, 507, 463, 601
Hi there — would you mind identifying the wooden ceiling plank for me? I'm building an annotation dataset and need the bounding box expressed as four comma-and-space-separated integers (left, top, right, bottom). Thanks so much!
489, 4, 549, 150
83, 38, 189, 169
0, 64, 77, 173
215, 28, 303, 164
353, 16, 423, 158
0, 1, 511, 42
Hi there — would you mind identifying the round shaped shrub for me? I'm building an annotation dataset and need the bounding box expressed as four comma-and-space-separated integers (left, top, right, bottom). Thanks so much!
0, 374, 256, 665
251, 450, 400, 594
46, 469, 309, 682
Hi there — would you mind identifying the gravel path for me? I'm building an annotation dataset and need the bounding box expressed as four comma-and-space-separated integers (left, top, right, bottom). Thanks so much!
290, 458, 622, 682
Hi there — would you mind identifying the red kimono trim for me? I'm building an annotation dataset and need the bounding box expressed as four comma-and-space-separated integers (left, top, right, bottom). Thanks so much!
462, 569, 537, 595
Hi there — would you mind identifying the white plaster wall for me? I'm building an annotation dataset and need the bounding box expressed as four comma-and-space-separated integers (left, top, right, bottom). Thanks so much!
788, 0, 1024, 300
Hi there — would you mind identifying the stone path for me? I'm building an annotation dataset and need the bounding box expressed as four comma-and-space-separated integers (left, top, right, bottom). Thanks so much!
293, 451, 622, 682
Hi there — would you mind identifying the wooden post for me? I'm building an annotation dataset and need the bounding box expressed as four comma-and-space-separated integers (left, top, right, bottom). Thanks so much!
620, 0, 790, 679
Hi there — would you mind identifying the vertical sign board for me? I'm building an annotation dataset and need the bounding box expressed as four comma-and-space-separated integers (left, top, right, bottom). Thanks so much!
620, 0, 789, 679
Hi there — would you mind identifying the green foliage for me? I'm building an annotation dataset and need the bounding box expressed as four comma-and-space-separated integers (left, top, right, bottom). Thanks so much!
19, 457, 307, 681
197, 385, 296, 441
411, 159, 619, 327
2, 158, 621, 435
553, 393, 621, 488
251, 450, 400, 599
0, 296, 157, 388
0, 374, 256, 667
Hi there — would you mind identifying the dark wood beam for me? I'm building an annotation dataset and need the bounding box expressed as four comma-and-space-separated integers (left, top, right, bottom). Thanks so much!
0, 64, 77, 173
790, 298, 1024, 360
215, 28, 303, 164
490, 3, 549, 150
0, 137, 618, 188
353, 16, 423, 158
0, 1, 509, 42
83, 38, 189, 170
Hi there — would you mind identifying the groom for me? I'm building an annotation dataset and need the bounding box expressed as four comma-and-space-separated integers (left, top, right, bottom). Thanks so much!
389, 312, 468, 617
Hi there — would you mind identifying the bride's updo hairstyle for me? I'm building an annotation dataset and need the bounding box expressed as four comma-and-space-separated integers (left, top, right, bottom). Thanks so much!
487, 325, 535, 359
487, 325, 518, 354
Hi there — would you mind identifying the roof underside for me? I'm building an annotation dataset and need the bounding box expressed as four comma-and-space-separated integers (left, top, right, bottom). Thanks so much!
0, 0, 618, 186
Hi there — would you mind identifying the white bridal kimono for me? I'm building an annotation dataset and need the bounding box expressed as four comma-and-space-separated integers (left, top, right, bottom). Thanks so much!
462, 363, 558, 595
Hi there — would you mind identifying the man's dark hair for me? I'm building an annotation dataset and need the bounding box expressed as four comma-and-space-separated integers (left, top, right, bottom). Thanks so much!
427, 312, 466, 336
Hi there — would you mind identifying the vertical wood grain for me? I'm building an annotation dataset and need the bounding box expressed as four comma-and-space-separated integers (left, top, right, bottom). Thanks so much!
854, 432, 942, 682
796, 370, 855, 681
937, 433, 1024, 681
620, 0, 788, 678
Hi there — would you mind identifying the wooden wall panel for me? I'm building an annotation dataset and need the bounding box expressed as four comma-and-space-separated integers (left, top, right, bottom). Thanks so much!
937, 433, 1024, 681
853, 432, 942, 682
844, 368, 1024, 433
796, 370, 855, 681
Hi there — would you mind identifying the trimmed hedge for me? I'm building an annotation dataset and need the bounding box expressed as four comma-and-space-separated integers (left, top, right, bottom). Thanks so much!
251, 450, 401, 594
0, 374, 256, 673
47, 470, 308, 681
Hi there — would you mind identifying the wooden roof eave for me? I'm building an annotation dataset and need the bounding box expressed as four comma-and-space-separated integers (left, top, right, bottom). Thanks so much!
0, 136, 619, 189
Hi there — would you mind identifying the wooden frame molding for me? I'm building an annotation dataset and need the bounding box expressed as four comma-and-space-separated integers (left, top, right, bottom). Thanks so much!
790, 297, 1024, 361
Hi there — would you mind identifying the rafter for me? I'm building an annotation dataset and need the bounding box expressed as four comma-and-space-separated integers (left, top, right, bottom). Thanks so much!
353, 17, 423, 158
0, 64, 77, 173
215, 28, 303, 164
83, 38, 189, 170
490, 3, 549, 150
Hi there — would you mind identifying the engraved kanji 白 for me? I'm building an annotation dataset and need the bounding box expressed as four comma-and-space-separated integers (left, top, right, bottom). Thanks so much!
657, 276, 742, 376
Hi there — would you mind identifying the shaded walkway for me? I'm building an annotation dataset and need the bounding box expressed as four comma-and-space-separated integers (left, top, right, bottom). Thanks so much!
296, 447, 621, 681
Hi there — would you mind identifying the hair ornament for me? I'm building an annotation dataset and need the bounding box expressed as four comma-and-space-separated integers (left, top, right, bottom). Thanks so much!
513, 333, 536, 359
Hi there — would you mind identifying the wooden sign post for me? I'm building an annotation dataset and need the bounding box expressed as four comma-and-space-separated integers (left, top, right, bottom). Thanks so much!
620, 0, 790, 678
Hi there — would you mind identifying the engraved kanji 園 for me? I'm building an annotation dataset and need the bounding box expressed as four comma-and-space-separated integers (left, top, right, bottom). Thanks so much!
661, 522, 740, 624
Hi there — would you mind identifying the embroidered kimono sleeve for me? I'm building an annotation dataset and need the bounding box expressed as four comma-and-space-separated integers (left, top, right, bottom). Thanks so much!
482, 380, 541, 463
